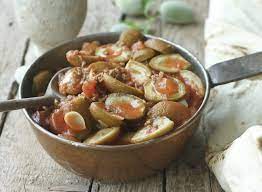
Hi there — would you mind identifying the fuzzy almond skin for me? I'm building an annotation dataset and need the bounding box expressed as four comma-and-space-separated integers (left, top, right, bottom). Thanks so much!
160, 1, 194, 24
148, 101, 191, 127
115, 0, 144, 16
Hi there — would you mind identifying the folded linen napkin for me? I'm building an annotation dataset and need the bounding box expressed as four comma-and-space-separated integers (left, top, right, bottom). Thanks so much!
204, 0, 262, 191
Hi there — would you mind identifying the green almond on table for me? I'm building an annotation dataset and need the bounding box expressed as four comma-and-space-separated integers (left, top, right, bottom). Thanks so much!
115, 0, 145, 16
160, 1, 195, 24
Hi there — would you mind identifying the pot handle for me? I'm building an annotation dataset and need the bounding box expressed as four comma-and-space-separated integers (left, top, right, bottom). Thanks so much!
207, 52, 262, 87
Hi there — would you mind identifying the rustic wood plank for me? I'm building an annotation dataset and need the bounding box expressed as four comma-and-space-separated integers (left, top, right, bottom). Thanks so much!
209, 173, 224, 192
0, 0, 28, 135
161, 0, 215, 191
0, 1, 120, 192
79, 0, 121, 35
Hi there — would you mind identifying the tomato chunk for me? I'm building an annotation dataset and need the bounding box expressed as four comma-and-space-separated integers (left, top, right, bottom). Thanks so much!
82, 80, 97, 98
49, 110, 68, 134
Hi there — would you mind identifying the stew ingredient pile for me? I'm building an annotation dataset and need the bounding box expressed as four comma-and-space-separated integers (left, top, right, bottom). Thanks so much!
32, 29, 205, 145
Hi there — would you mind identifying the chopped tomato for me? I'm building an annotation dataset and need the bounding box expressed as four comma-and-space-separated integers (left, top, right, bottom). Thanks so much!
132, 41, 145, 51
49, 109, 69, 134
82, 80, 97, 98
155, 78, 179, 96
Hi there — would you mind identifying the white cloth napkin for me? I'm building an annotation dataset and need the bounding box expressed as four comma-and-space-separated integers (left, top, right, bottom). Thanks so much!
204, 0, 262, 191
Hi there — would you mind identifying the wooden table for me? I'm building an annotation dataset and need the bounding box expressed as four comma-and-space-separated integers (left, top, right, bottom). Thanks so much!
0, 0, 223, 191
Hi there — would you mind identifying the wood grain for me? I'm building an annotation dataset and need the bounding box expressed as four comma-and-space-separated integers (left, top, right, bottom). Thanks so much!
0, 0, 28, 135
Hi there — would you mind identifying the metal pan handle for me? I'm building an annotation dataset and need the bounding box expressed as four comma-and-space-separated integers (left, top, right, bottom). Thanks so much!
207, 52, 262, 87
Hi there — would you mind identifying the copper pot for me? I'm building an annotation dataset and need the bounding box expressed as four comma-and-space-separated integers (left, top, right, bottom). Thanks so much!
20, 33, 261, 182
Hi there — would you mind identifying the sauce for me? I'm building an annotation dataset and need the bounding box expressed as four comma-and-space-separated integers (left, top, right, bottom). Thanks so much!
155, 78, 179, 96
110, 102, 143, 119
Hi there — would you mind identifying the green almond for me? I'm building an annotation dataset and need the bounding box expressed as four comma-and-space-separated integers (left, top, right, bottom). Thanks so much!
160, 1, 194, 24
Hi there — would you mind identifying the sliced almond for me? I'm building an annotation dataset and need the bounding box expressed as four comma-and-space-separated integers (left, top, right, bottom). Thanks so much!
64, 111, 86, 132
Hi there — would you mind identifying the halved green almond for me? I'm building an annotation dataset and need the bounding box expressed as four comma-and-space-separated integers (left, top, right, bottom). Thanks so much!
95, 44, 131, 63
103, 73, 143, 96
84, 127, 121, 145
144, 39, 173, 54
148, 101, 191, 126
180, 70, 205, 97
119, 29, 143, 47
86, 61, 113, 73
144, 77, 186, 101
132, 48, 156, 62
105, 93, 146, 120
131, 116, 174, 143
125, 60, 152, 85
149, 54, 191, 73
89, 102, 124, 127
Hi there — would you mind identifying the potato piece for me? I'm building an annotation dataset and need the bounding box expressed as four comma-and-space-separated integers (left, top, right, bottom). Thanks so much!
103, 73, 143, 96
58, 67, 83, 95
119, 29, 143, 47
180, 70, 205, 97
144, 77, 186, 101
105, 93, 146, 120
84, 127, 120, 145
131, 116, 174, 143
148, 101, 191, 126
89, 102, 123, 127
125, 60, 151, 85
144, 38, 173, 54
32, 70, 53, 96
149, 54, 191, 73
132, 48, 156, 62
